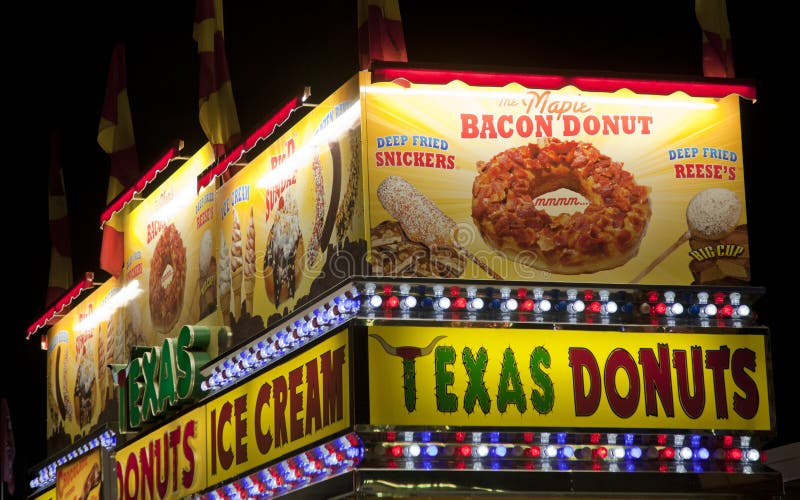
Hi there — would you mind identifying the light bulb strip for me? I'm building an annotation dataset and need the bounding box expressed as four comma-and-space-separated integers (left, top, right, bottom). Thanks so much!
30, 430, 117, 490
197, 433, 363, 500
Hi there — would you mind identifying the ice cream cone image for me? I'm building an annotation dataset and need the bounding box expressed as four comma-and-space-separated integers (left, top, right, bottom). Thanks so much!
218, 232, 231, 326
244, 206, 256, 315
231, 208, 243, 319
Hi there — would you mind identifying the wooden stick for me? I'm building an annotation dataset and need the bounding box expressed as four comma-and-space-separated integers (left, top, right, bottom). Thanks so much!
631, 231, 691, 283
458, 244, 504, 280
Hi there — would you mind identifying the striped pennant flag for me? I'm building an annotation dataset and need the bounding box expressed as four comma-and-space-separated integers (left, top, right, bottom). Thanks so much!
98, 43, 140, 277
194, 0, 242, 159
358, 0, 408, 70
695, 0, 735, 77
47, 131, 73, 307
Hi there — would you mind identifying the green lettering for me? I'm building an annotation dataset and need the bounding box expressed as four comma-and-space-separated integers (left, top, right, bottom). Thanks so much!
529, 346, 554, 414
127, 358, 143, 429
157, 338, 177, 413
435, 346, 457, 413
497, 347, 526, 414
462, 347, 491, 414
141, 347, 161, 421
176, 325, 211, 400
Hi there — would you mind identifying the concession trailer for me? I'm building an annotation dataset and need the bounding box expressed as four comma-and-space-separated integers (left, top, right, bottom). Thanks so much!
26, 62, 784, 499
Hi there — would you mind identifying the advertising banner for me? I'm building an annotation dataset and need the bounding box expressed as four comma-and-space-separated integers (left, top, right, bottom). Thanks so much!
216, 75, 366, 344
46, 278, 125, 454
122, 144, 219, 348
364, 80, 749, 285
56, 447, 102, 500
205, 331, 350, 486
367, 325, 772, 432
115, 406, 206, 500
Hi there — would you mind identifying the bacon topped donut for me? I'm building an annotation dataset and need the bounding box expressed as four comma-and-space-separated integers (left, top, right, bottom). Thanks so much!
471, 138, 651, 274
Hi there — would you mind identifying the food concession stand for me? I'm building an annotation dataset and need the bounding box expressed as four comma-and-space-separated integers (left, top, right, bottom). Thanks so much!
25, 63, 783, 499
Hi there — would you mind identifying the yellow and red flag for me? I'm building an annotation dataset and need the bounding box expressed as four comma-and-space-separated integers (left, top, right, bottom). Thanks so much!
47, 132, 73, 307
695, 0, 735, 78
194, 0, 241, 158
358, 0, 408, 70
98, 43, 140, 276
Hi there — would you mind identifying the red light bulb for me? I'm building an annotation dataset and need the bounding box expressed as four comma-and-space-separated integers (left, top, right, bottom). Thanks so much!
386, 295, 399, 308
458, 445, 472, 457
654, 302, 667, 315
594, 446, 608, 459
721, 304, 734, 317
661, 446, 675, 459
522, 299, 534, 311
383, 284, 393, 295
450, 286, 460, 297
713, 292, 725, 305
527, 445, 541, 457
729, 448, 742, 460
590, 433, 601, 444
523, 432, 534, 443
454, 297, 467, 309
723, 435, 733, 448
389, 445, 403, 457
517, 287, 527, 299
589, 301, 601, 313
455, 431, 466, 442
584, 290, 594, 301
657, 434, 667, 445
647, 291, 659, 303
386, 431, 396, 442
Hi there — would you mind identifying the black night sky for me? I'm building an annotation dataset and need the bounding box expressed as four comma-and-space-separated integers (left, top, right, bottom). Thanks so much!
4, 2, 792, 496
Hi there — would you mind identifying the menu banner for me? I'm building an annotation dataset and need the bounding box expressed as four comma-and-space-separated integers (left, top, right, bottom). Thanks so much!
205, 331, 350, 486
364, 80, 749, 285
216, 74, 366, 344
123, 143, 218, 347
56, 448, 102, 500
367, 325, 773, 432
46, 279, 124, 454
115, 407, 206, 500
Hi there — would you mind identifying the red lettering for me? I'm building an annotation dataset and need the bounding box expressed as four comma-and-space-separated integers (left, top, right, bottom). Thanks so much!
479, 114, 498, 138
255, 382, 273, 454
321, 347, 346, 425
182, 420, 196, 489
732, 348, 759, 419
425, 152, 434, 167
155, 437, 168, 499
138, 442, 154, 499
673, 347, 705, 419
639, 344, 675, 417
374, 151, 384, 166
289, 366, 304, 441
714, 164, 723, 179
169, 427, 180, 493
435, 154, 446, 168
728, 166, 736, 180
638, 115, 653, 134
705, 347, 731, 419
516, 115, 533, 137
273, 375, 289, 447
569, 347, 600, 416
562, 115, 580, 136
583, 115, 600, 135
604, 349, 640, 418
305, 359, 322, 435
602, 115, 619, 135
234, 395, 248, 464
498, 115, 514, 138
460, 113, 479, 138
125, 453, 139, 500
674, 164, 686, 178
216, 402, 234, 470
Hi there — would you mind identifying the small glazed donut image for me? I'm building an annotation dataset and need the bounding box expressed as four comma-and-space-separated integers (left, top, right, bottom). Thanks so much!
471, 138, 651, 274
148, 223, 187, 332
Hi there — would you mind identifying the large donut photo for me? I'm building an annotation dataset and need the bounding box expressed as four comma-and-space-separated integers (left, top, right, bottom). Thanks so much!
263, 192, 304, 307
148, 223, 187, 333
471, 138, 651, 274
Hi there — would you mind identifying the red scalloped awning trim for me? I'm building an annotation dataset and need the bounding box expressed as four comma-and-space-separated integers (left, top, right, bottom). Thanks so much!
99, 145, 181, 227
371, 68, 756, 100
197, 97, 301, 190
26, 273, 95, 338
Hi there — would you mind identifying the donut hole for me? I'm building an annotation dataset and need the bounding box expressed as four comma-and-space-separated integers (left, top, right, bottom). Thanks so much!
532, 187, 590, 216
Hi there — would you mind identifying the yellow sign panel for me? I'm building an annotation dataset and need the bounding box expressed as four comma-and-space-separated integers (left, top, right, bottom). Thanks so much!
205, 331, 350, 485
32, 487, 56, 500
115, 406, 206, 500
365, 81, 749, 286
56, 448, 102, 500
215, 75, 365, 346
368, 326, 771, 431
46, 278, 124, 453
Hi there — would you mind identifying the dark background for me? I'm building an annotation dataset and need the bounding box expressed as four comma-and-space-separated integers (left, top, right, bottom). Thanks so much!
4, 1, 790, 496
